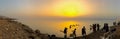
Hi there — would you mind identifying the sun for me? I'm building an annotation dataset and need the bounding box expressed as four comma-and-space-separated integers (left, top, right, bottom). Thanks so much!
61, 4, 79, 17
52, 0, 92, 17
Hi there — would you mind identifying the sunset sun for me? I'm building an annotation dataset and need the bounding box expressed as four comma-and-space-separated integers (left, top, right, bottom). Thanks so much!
61, 4, 79, 17
52, 0, 92, 17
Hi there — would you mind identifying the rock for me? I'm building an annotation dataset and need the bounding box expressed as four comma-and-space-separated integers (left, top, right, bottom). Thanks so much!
0, 16, 43, 39
35, 29, 41, 36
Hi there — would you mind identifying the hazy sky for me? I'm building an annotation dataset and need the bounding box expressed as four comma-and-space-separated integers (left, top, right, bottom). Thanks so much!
0, 0, 120, 20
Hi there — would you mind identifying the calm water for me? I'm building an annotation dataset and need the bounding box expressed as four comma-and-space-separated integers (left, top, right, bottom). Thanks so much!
18, 19, 114, 37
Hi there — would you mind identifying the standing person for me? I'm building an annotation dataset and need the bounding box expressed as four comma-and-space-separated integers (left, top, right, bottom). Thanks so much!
105, 23, 109, 32
82, 26, 86, 38
48, 35, 52, 39
97, 24, 100, 31
93, 24, 97, 32
118, 22, 120, 25
103, 23, 109, 32
73, 28, 76, 38
64, 27, 68, 39
90, 25, 92, 31
113, 22, 116, 26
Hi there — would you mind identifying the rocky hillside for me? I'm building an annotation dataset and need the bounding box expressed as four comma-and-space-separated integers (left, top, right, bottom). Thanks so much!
0, 16, 49, 39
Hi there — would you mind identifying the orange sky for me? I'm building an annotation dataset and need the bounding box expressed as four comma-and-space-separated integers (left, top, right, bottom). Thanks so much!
1, 0, 118, 19
27, 0, 95, 18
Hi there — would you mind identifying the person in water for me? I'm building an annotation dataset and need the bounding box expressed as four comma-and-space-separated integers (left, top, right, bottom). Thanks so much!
82, 26, 86, 38
73, 28, 76, 38
64, 27, 68, 39
70, 25, 72, 29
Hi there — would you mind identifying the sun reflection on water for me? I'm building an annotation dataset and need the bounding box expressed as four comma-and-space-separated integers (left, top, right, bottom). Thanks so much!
58, 21, 84, 37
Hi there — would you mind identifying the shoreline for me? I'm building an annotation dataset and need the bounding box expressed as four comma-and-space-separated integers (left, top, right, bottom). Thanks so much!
0, 16, 119, 39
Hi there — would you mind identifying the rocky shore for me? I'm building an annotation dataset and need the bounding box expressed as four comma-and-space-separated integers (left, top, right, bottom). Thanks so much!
0, 16, 50, 39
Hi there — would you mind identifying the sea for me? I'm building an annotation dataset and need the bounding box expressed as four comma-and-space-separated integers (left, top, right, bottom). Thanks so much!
17, 19, 114, 37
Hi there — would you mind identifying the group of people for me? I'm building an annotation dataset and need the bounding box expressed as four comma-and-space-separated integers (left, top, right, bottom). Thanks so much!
102, 23, 109, 32
113, 21, 120, 26
63, 25, 86, 39
48, 34, 56, 39
100, 22, 117, 39
90, 24, 100, 32
62, 23, 101, 39
61, 22, 119, 39
63, 27, 77, 39
69, 24, 79, 29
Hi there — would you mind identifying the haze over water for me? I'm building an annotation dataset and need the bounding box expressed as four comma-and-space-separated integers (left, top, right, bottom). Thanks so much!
0, 0, 120, 37
18, 18, 114, 37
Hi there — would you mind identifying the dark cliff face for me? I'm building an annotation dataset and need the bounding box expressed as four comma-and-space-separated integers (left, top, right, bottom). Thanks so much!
0, 16, 43, 39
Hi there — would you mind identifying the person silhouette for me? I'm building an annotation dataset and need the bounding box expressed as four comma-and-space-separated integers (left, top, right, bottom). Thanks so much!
90, 25, 92, 30
64, 27, 68, 39
51, 34, 56, 39
70, 25, 72, 29
97, 24, 100, 31
93, 24, 97, 32
48, 35, 52, 39
103, 23, 109, 32
82, 26, 86, 38
73, 28, 76, 38
73, 24, 76, 27
117, 22, 120, 25
113, 22, 116, 26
